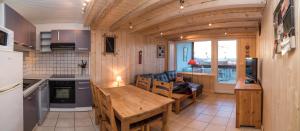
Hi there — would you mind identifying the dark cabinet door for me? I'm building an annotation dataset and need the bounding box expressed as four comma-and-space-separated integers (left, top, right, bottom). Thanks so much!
4, 4, 36, 49
51, 30, 75, 43
24, 89, 39, 131
75, 30, 91, 51
4, 4, 22, 43
76, 81, 92, 107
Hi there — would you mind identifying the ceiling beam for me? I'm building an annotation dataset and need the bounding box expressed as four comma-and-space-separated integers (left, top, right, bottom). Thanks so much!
84, 0, 122, 29
152, 21, 258, 37
142, 8, 262, 35
130, 0, 266, 32
84, 0, 107, 27
109, 0, 175, 31
164, 27, 257, 40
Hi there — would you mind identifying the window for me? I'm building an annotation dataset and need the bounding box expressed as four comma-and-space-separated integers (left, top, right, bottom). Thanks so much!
176, 41, 212, 73
217, 40, 237, 84
193, 41, 212, 73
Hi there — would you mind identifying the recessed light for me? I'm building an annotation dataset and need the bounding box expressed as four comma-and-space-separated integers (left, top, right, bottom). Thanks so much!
180, 35, 183, 39
224, 32, 228, 35
83, 2, 87, 6
160, 32, 163, 36
85, 0, 91, 2
209, 23, 212, 27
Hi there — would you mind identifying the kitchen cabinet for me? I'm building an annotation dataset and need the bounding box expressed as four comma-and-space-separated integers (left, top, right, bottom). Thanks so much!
4, 4, 36, 49
76, 80, 92, 107
51, 30, 75, 44
75, 30, 91, 51
24, 89, 39, 131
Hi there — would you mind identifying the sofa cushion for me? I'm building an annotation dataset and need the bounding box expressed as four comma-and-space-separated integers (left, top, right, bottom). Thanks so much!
165, 70, 177, 82
154, 73, 170, 82
173, 82, 203, 95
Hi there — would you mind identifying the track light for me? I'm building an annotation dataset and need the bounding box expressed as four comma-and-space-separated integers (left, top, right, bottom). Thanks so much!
180, 0, 184, 9
129, 22, 133, 29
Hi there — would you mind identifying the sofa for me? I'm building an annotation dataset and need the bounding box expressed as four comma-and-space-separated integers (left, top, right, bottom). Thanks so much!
136, 70, 203, 96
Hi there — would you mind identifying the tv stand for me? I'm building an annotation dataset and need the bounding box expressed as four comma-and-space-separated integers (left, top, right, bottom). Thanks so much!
235, 79, 262, 128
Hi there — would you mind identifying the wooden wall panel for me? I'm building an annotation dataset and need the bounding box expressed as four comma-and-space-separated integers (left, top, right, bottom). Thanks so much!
91, 30, 166, 86
257, 0, 300, 131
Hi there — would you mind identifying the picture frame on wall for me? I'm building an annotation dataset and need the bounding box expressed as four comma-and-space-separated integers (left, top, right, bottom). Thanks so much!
273, 0, 296, 56
103, 33, 118, 56
183, 47, 188, 61
157, 45, 165, 58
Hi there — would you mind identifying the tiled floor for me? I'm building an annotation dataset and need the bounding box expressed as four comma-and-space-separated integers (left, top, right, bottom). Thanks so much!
36, 93, 261, 131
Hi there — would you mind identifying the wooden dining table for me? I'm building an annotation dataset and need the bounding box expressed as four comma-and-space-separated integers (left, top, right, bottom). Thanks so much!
97, 85, 174, 131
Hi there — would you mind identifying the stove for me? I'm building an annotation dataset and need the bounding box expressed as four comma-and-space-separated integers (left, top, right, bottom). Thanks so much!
50, 74, 75, 78
23, 79, 41, 90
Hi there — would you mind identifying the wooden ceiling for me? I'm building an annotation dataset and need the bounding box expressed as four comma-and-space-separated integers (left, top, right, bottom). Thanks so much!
85, 0, 266, 40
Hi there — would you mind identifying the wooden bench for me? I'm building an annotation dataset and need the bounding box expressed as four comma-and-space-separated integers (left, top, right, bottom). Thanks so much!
172, 90, 197, 114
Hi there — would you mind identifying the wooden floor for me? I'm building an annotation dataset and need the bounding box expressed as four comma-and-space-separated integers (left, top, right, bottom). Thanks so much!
35, 92, 261, 131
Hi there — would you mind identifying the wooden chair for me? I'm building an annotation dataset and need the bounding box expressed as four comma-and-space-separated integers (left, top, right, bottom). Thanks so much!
136, 76, 151, 91
152, 80, 173, 98
90, 81, 101, 125
97, 87, 146, 131
145, 80, 173, 130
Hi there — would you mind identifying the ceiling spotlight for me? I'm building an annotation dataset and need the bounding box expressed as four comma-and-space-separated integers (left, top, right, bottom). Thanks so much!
83, 2, 87, 6
208, 23, 212, 27
160, 32, 163, 36
129, 22, 133, 29
180, 35, 183, 40
224, 32, 228, 35
85, 0, 91, 2
180, 0, 185, 9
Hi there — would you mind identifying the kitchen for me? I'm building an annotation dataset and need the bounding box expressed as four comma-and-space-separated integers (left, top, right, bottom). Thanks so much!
0, 1, 94, 131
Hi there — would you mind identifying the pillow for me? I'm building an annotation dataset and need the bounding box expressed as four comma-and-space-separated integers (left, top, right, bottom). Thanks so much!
175, 76, 184, 83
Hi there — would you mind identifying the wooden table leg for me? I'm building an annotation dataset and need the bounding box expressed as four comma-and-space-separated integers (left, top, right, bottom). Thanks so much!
121, 120, 130, 131
175, 100, 180, 114
162, 104, 170, 131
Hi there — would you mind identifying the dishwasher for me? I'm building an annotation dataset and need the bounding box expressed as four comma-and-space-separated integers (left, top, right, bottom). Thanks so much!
38, 80, 49, 125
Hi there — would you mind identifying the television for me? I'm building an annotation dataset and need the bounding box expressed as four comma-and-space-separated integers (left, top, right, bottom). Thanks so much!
245, 58, 258, 84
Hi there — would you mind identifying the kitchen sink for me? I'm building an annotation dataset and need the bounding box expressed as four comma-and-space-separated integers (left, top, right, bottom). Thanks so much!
23, 79, 41, 91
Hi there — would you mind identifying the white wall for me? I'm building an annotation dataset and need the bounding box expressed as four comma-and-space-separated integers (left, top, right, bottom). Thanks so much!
35, 23, 89, 50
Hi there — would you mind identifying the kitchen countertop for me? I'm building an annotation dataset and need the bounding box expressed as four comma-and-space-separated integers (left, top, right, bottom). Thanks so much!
23, 79, 47, 97
24, 74, 90, 81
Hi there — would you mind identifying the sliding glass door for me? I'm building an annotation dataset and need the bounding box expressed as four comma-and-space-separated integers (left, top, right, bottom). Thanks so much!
217, 40, 237, 84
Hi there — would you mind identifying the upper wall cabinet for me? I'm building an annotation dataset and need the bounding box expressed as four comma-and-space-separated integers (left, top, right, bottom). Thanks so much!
75, 30, 91, 51
51, 30, 75, 44
4, 4, 36, 49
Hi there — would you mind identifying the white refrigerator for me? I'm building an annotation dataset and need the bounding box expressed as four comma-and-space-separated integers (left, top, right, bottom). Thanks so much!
0, 51, 23, 131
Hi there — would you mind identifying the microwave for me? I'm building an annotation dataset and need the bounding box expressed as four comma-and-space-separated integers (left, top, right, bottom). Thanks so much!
0, 26, 14, 51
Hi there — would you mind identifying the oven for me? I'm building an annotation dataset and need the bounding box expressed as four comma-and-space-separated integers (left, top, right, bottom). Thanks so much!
0, 25, 14, 51
49, 81, 75, 104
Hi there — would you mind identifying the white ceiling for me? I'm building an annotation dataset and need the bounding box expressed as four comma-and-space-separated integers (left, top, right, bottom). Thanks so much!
3, 0, 85, 24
